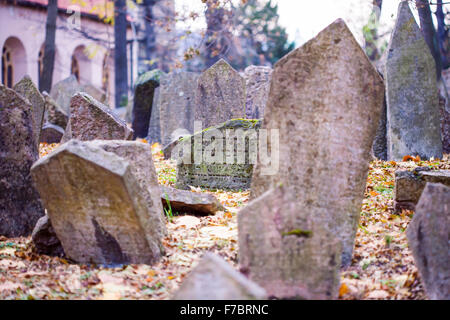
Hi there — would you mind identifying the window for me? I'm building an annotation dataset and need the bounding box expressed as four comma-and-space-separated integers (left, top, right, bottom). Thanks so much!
2, 46, 13, 88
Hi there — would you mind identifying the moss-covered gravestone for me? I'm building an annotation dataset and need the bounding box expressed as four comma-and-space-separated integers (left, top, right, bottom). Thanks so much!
176, 119, 261, 191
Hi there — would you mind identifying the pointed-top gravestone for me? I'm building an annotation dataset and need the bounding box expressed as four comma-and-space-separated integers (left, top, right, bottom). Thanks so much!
0, 84, 45, 237
243, 66, 272, 119
250, 19, 384, 267
50, 75, 81, 115
195, 59, 245, 129
385, 1, 442, 161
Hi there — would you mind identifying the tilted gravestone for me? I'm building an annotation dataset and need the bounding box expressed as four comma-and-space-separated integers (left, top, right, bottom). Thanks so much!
406, 183, 449, 300
132, 69, 165, 139
176, 119, 261, 191
159, 72, 199, 147
31, 140, 164, 265
50, 75, 81, 115
385, 1, 443, 161
13, 75, 46, 148
194, 59, 246, 129
239, 186, 341, 300
250, 19, 384, 267
173, 253, 267, 300
61, 93, 133, 143
42, 91, 68, 130
243, 65, 272, 119
0, 84, 45, 237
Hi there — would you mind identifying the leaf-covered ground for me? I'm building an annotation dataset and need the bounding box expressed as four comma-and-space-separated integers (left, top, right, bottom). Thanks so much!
0, 142, 448, 300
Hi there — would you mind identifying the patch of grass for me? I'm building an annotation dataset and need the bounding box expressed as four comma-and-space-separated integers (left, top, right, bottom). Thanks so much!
163, 193, 174, 223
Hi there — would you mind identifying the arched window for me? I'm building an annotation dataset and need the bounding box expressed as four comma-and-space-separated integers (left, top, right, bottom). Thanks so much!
71, 55, 80, 82
2, 46, 13, 88
38, 46, 44, 80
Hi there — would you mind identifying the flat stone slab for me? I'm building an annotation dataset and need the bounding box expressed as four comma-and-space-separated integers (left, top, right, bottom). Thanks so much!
61, 93, 133, 143
173, 253, 267, 300
243, 65, 272, 119
0, 84, 45, 237
40, 123, 64, 144
406, 183, 449, 300
394, 168, 450, 213
31, 140, 164, 265
161, 186, 225, 216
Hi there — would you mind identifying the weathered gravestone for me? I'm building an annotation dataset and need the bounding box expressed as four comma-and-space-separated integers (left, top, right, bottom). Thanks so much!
173, 253, 267, 300
40, 123, 65, 144
31, 140, 164, 265
159, 72, 199, 146
13, 75, 46, 148
0, 84, 45, 237
81, 84, 106, 104
61, 93, 133, 143
243, 66, 272, 119
132, 69, 165, 139
195, 59, 246, 129
42, 91, 68, 129
176, 119, 261, 191
50, 75, 81, 115
385, 2, 443, 161
406, 183, 449, 300
250, 19, 385, 267
147, 87, 161, 143
238, 186, 341, 300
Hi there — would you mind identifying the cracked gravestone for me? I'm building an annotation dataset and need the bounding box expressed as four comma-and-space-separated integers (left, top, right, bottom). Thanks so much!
385, 1, 443, 160
243, 65, 272, 119
194, 59, 245, 129
250, 19, 385, 267
0, 84, 45, 237
31, 140, 165, 265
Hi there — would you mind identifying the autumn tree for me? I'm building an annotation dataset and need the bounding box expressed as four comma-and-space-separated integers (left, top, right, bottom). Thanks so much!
363, 0, 384, 61
39, 0, 58, 93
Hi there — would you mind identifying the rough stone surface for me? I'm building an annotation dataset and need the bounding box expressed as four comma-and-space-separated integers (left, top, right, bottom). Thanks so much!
132, 69, 165, 139
161, 186, 225, 216
159, 72, 199, 146
406, 183, 449, 300
148, 87, 161, 143
238, 186, 341, 300
81, 84, 106, 104
32, 214, 65, 257
243, 65, 272, 119
394, 168, 450, 213
173, 253, 267, 300
385, 2, 443, 161
42, 91, 68, 129
31, 140, 164, 265
250, 20, 385, 267
195, 59, 245, 129
13, 75, 46, 148
439, 90, 450, 154
61, 93, 133, 143
0, 84, 45, 237
176, 119, 261, 191
40, 123, 64, 144
50, 75, 81, 115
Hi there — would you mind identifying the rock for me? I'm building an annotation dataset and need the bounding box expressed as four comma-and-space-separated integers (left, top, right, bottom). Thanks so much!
161, 186, 225, 216
50, 75, 81, 115
173, 253, 267, 300
31, 140, 164, 265
195, 59, 245, 129
243, 66, 272, 119
0, 84, 45, 237
132, 69, 165, 139
61, 93, 133, 143
385, 2, 443, 161
13, 75, 46, 148
32, 214, 64, 257
238, 186, 341, 300
40, 123, 64, 144
159, 72, 199, 146
394, 168, 450, 213
406, 183, 449, 300
42, 91, 68, 129
250, 19, 384, 267
176, 119, 261, 191
147, 87, 161, 143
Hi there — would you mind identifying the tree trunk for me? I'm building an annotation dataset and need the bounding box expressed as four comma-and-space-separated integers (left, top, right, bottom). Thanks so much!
415, 0, 442, 79
114, 0, 129, 108
144, 0, 157, 70
39, 0, 58, 93
435, 0, 449, 69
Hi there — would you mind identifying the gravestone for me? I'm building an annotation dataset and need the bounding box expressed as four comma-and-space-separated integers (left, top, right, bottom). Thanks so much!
385, 2, 443, 161
173, 253, 267, 300
250, 19, 385, 267
13, 75, 46, 148
176, 119, 261, 191
159, 72, 199, 146
195, 59, 245, 129
0, 85, 45, 237
61, 93, 133, 143
50, 75, 81, 115
147, 87, 161, 143
31, 140, 164, 265
42, 91, 68, 129
238, 186, 341, 300
243, 66, 272, 119
132, 69, 165, 139
406, 183, 449, 300
40, 123, 64, 144
81, 84, 106, 104
372, 91, 388, 160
